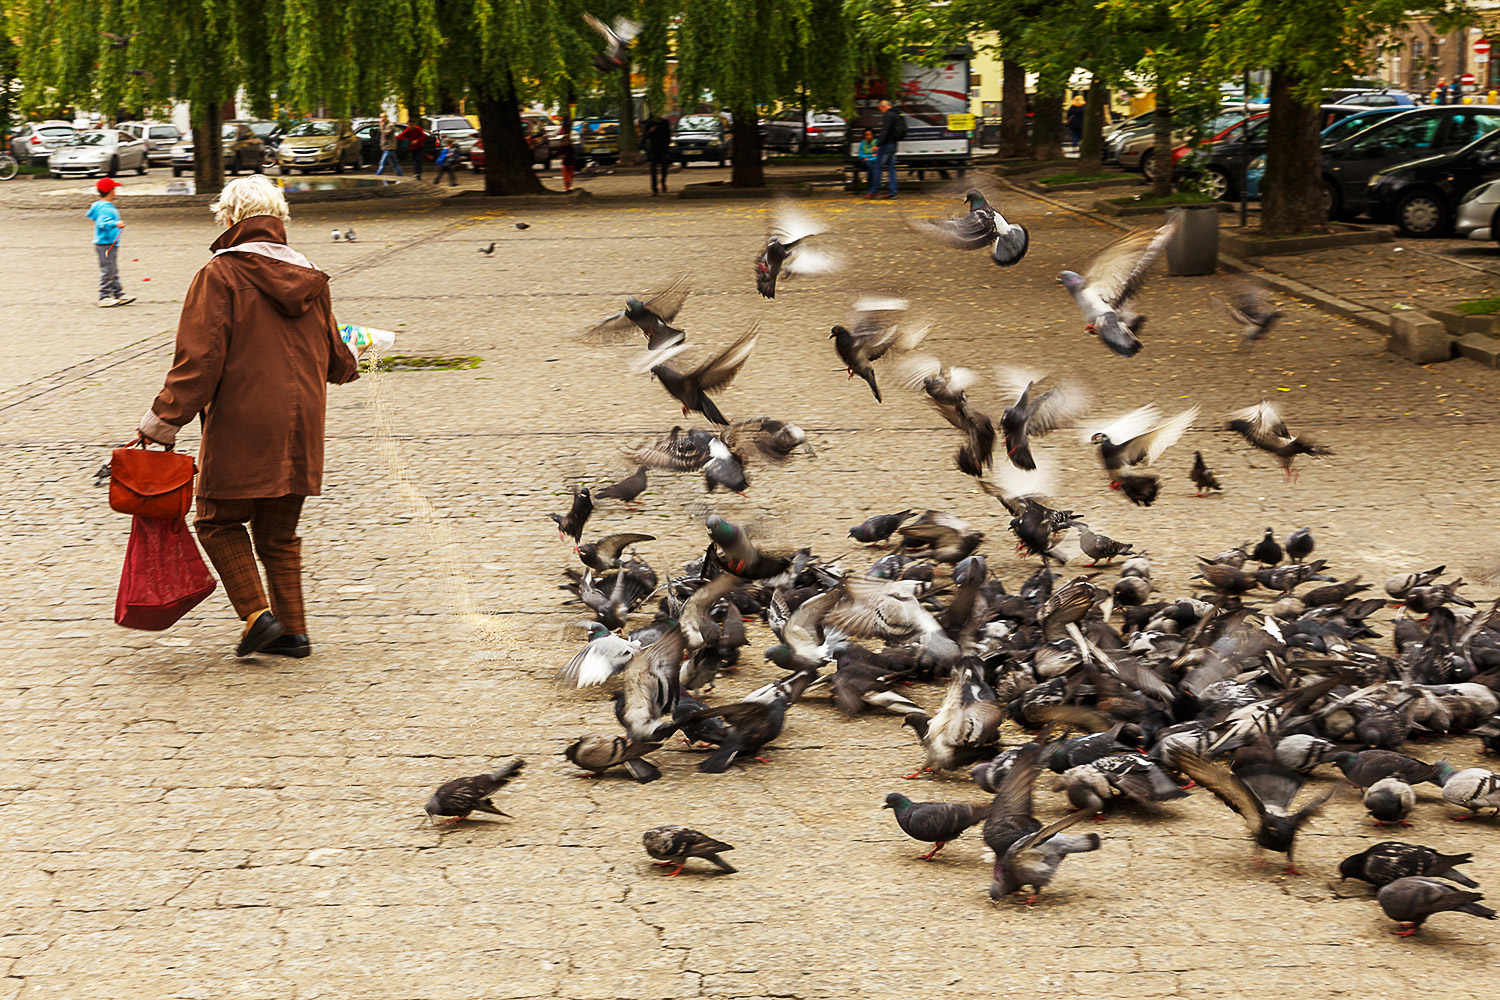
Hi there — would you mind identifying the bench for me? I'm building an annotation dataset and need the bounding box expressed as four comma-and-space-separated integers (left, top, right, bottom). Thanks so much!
842, 159, 970, 191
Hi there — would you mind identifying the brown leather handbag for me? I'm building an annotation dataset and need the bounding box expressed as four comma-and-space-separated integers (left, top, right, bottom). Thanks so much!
109, 444, 196, 519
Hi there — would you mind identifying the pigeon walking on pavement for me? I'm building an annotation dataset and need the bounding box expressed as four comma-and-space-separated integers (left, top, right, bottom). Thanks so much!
1057, 220, 1178, 357
423, 758, 526, 824
1190, 451, 1222, 496
883, 793, 987, 860
1339, 842, 1480, 888
1377, 877, 1495, 936
643, 825, 737, 875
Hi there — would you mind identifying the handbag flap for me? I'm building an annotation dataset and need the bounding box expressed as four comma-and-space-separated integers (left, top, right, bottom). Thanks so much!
111, 446, 196, 497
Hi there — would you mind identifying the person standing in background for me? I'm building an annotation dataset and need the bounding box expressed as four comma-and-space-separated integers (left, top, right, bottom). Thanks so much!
866, 99, 903, 200
559, 133, 577, 191
398, 116, 428, 179
1066, 95, 1086, 149
642, 111, 673, 195
375, 113, 403, 176
86, 177, 135, 308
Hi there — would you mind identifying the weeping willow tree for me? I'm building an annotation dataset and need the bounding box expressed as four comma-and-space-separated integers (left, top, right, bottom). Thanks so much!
677, 0, 856, 187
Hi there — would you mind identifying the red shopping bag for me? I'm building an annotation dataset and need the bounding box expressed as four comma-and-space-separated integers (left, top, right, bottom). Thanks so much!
114, 515, 217, 630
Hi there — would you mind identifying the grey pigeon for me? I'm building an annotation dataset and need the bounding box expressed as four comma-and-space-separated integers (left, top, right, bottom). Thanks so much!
622, 426, 747, 493
755, 199, 838, 298
577, 532, 655, 573
423, 758, 525, 824
1089, 404, 1197, 506
1377, 877, 1495, 936
586, 274, 690, 352
1057, 219, 1177, 357
556, 622, 640, 688
1285, 527, 1315, 562
882, 792, 987, 860
564, 734, 661, 783
996, 368, 1088, 471
1440, 767, 1500, 818
910, 189, 1029, 266
829, 297, 928, 403
1364, 777, 1416, 827
612, 627, 685, 742
478, 242, 496, 254
583, 13, 641, 71
595, 466, 648, 507
1384, 565, 1445, 600
990, 811, 1102, 904
1225, 402, 1332, 483
900, 659, 1002, 775
1339, 841, 1479, 888
1173, 750, 1333, 874
650, 326, 759, 426
848, 509, 915, 545
643, 825, 736, 875
1274, 734, 1343, 773
1221, 279, 1282, 343
1335, 750, 1446, 789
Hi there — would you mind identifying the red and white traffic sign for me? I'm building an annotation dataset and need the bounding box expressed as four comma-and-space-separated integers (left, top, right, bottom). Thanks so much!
1475, 38, 1491, 55
1461, 72, 1477, 86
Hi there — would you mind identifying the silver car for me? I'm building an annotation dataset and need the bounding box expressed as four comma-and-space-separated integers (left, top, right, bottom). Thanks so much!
764, 111, 848, 152
9, 121, 77, 166
49, 129, 150, 177
117, 121, 184, 165
1455, 178, 1500, 242
420, 115, 480, 156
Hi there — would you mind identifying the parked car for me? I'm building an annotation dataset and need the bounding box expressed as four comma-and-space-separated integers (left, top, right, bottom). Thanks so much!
9, 120, 77, 166
1102, 111, 1153, 164
170, 121, 266, 176
1326, 88, 1416, 107
49, 129, 150, 177
1120, 108, 1266, 179
350, 118, 382, 166
574, 118, 621, 164
116, 121, 183, 166
275, 119, 362, 174
421, 115, 481, 157
522, 112, 567, 155
1317, 105, 1411, 145
1172, 113, 1268, 200
1455, 177, 1500, 242
468, 121, 552, 171
673, 114, 729, 166
1366, 129, 1500, 236
763, 111, 847, 152
1322, 105, 1500, 218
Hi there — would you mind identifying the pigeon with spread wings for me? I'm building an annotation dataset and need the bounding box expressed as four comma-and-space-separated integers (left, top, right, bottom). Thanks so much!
997, 367, 1089, 472
585, 274, 690, 352
830, 297, 929, 403
583, 13, 641, 71
650, 326, 759, 426
1172, 749, 1334, 874
756, 199, 839, 298
622, 427, 749, 493
897, 355, 995, 476
910, 189, 1030, 266
1219, 278, 1283, 343
1225, 401, 1332, 482
1058, 220, 1178, 357
1088, 404, 1199, 507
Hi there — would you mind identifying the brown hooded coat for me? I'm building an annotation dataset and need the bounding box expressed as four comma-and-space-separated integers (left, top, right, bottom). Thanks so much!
141, 215, 359, 498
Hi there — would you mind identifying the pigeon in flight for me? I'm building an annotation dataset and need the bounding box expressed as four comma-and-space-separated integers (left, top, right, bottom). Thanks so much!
584, 13, 641, 72
996, 367, 1089, 471
1190, 450, 1222, 496
1219, 278, 1282, 343
756, 199, 839, 298
550, 484, 593, 544
555, 622, 641, 688
1171, 749, 1333, 874
586, 274, 690, 352
909, 189, 1029, 266
1087, 404, 1198, 506
1225, 402, 1332, 482
577, 532, 655, 572
830, 297, 929, 403
1058, 219, 1178, 357
623, 426, 748, 493
649, 326, 759, 425
101, 31, 142, 49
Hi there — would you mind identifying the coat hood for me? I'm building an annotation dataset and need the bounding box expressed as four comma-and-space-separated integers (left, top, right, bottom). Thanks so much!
209, 215, 328, 317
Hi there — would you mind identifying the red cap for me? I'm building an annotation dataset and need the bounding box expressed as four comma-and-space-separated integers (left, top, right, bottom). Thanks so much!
96, 177, 122, 194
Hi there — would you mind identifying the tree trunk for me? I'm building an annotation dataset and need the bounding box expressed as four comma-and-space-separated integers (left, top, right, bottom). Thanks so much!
1151, 90, 1173, 197
798, 88, 809, 157
191, 99, 223, 195
729, 106, 763, 187
617, 63, 640, 166
476, 79, 545, 196
404, 90, 420, 122
999, 59, 1030, 158
1078, 79, 1106, 163
1031, 91, 1064, 160
1261, 68, 1326, 236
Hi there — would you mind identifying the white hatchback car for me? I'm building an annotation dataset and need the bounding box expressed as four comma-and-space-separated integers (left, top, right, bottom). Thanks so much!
49, 129, 150, 178
1455, 178, 1500, 242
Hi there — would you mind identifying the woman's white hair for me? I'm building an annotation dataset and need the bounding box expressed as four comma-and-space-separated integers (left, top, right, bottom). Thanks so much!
210, 174, 291, 228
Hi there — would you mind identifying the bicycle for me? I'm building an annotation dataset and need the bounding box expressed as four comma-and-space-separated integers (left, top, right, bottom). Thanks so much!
0, 151, 18, 181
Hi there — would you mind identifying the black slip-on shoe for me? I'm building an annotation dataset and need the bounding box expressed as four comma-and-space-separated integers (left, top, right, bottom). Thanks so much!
262, 633, 312, 659
236, 612, 285, 657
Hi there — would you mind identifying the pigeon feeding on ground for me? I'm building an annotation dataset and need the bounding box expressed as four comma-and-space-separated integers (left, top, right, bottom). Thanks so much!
1364, 777, 1416, 827
1439, 766, 1500, 818
643, 825, 736, 875
1058, 219, 1177, 357
830, 297, 928, 403
849, 509, 916, 545
515, 222, 530, 230
1286, 527, 1315, 562
1225, 402, 1332, 482
883, 793, 986, 860
909, 189, 1029, 267
649, 326, 759, 425
423, 758, 525, 824
594, 466, 648, 507
1377, 877, 1495, 936
478, 242, 496, 254
1088, 404, 1198, 506
1339, 842, 1480, 888
755, 199, 839, 298
901, 660, 1001, 776
586, 274, 690, 352
583, 12, 641, 71
565, 734, 662, 783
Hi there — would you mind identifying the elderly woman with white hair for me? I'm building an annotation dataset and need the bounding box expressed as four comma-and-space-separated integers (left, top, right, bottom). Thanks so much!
136, 174, 359, 658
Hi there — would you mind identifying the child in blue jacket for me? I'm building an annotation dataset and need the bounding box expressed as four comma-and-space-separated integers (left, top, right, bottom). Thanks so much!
86, 177, 135, 307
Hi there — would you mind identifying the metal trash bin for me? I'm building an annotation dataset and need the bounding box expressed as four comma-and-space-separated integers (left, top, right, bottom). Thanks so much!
1165, 204, 1219, 276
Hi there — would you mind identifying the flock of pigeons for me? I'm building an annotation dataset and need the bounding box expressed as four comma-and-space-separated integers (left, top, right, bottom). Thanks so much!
420, 190, 1499, 939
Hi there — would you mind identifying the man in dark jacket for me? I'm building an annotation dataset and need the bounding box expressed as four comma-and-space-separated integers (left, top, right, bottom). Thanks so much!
643, 112, 673, 195
137, 176, 360, 658
867, 99, 902, 199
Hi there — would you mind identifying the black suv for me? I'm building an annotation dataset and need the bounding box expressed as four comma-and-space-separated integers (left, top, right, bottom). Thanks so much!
1365, 128, 1500, 236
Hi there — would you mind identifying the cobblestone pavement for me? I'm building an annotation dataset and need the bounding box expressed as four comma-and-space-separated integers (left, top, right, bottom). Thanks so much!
2, 169, 1499, 1000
